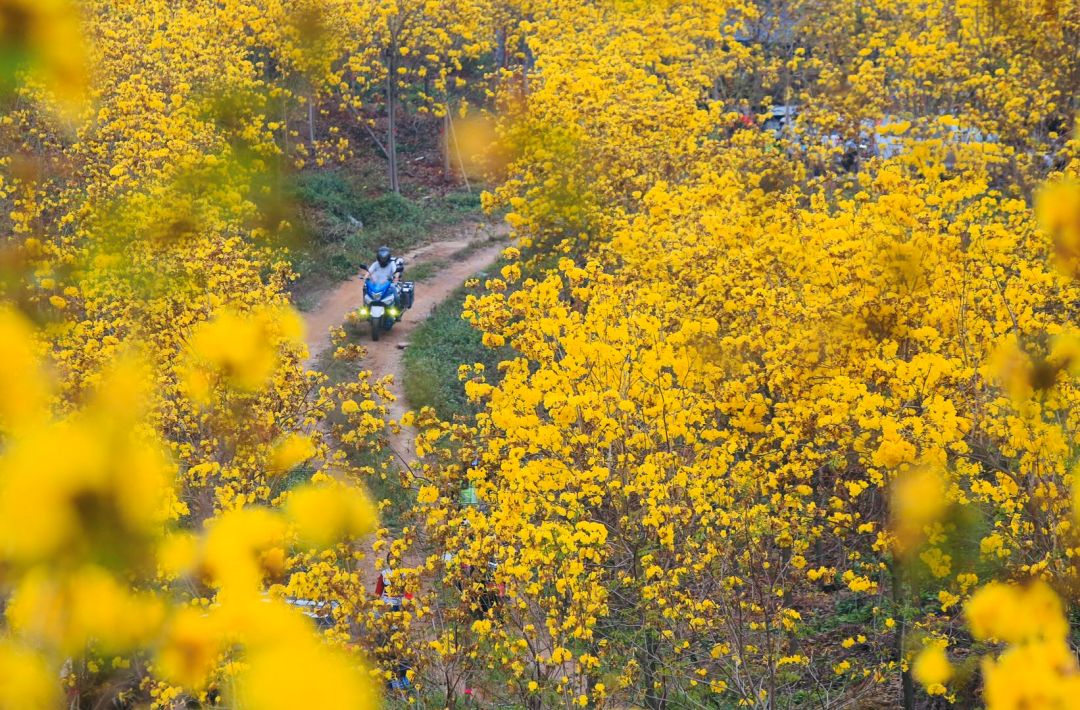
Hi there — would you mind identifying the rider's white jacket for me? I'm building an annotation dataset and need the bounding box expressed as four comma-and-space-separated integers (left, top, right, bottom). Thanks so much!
366, 258, 401, 283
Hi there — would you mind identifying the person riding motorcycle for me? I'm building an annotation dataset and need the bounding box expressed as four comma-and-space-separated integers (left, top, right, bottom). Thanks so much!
363, 246, 403, 287
357, 246, 412, 340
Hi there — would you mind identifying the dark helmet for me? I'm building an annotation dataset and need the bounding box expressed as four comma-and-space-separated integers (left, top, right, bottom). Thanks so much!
376, 246, 391, 267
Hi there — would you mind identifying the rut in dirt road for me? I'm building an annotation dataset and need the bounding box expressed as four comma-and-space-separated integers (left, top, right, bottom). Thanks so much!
302, 220, 510, 460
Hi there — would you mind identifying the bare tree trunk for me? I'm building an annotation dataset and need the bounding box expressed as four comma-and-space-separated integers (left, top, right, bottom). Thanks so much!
521, 42, 534, 97
385, 34, 400, 194
891, 563, 915, 710
282, 94, 289, 156
496, 26, 507, 69
642, 629, 666, 710
443, 111, 452, 179
308, 94, 316, 144
447, 109, 472, 193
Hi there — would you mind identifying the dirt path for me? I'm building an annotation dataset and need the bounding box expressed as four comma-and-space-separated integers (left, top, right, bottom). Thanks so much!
299, 219, 510, 699
303, 219, 509, 459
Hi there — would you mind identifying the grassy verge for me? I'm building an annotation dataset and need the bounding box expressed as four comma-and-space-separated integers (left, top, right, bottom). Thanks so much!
401, 275, 510, 422
404, 258, 448, 283
286, 170, 487, 310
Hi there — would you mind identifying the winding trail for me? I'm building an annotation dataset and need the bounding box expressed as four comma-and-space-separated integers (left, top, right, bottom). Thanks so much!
299, 219, 510, 701
303, 219, 509, 459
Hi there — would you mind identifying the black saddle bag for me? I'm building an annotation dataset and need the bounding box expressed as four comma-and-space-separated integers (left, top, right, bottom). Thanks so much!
399, 281, 415, 309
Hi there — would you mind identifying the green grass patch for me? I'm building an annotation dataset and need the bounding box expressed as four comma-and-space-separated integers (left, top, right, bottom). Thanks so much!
798, 594, 875, 638
405, 258, 448, 283
269, 463, 317, 499
402, 278, 510, 422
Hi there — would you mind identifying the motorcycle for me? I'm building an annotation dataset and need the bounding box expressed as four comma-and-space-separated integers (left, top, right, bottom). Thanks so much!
355, 277, 414, 341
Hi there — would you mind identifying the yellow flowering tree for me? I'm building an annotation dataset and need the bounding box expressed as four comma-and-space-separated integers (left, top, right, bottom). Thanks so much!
396, 0, 1080, 707
0, 0, 398, 706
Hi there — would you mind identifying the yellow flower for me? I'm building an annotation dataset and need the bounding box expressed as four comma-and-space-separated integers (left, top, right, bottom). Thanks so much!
0, 307, 48, 431
231, 640, 376, 710
270, 433, 316, 474
1036, 179, 1080, 269
966, 581, 1067, 644
0, 640, 57, 710
156, 607, 222, 689
891, 466, 947, 554
285, 483, 377, 549
203, 508, 286, 594
188, 306, 303, 393
417, 485, 439, 504
157, 532, 199, 580
912, 644, 953, 689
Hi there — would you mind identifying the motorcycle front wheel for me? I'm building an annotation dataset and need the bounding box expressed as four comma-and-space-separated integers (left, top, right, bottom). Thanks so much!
371, 317, 381, 341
